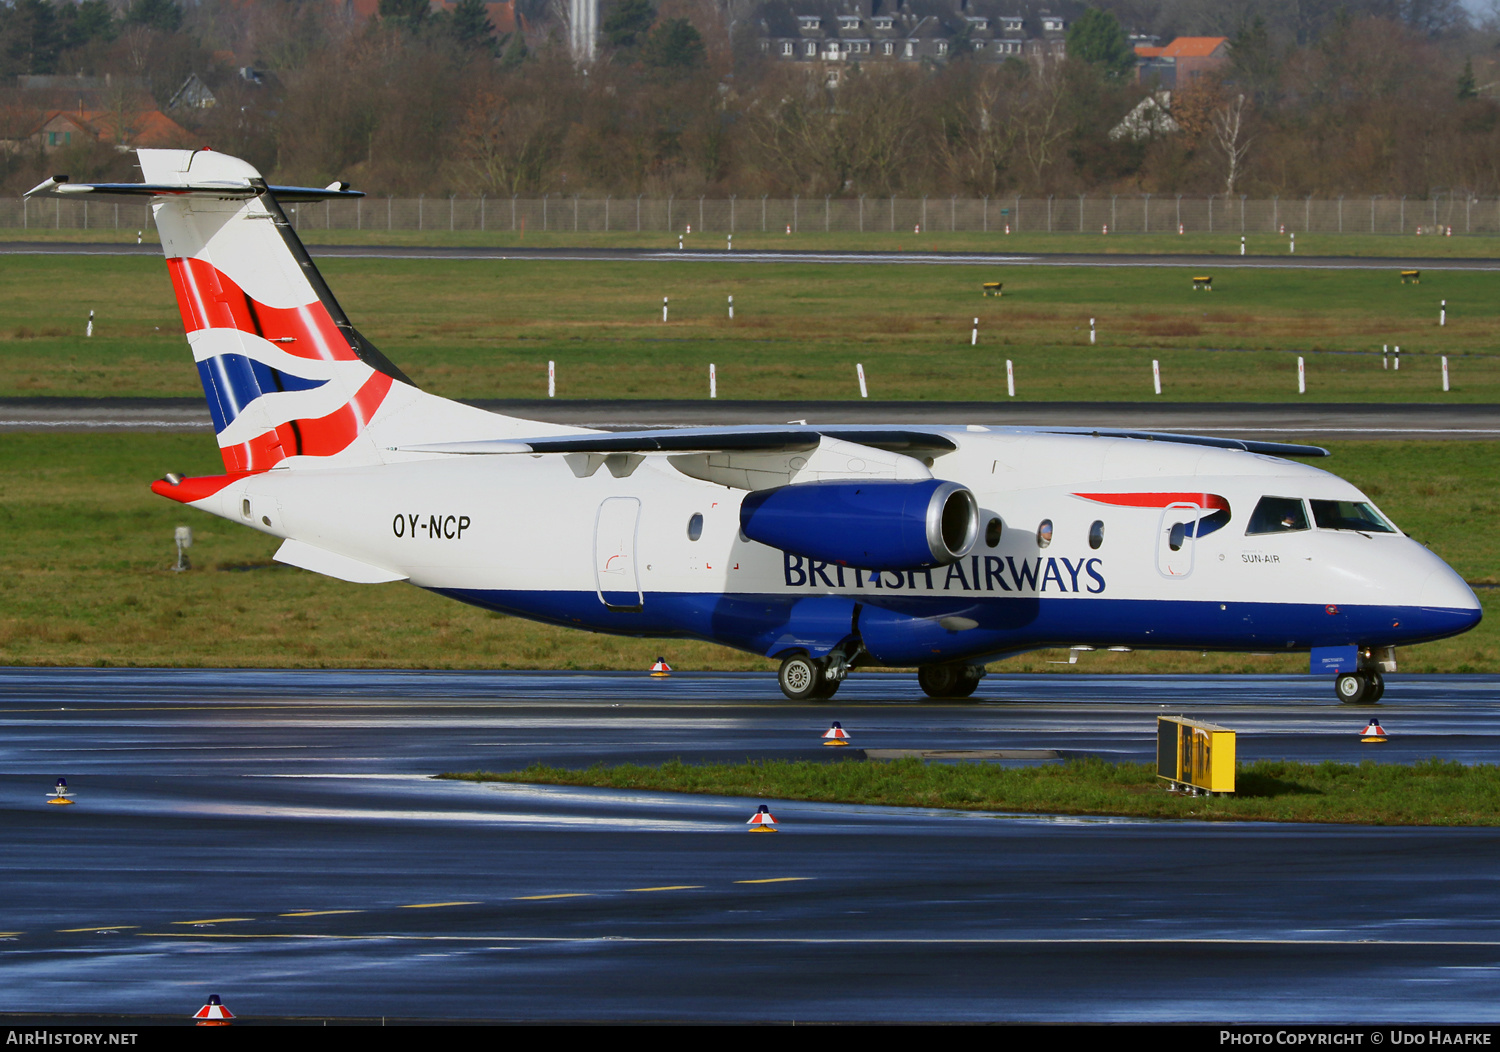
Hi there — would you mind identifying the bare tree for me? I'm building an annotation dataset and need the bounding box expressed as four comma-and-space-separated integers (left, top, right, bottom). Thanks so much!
1015, 58, 1069, 189
1212, 92, 1252, 194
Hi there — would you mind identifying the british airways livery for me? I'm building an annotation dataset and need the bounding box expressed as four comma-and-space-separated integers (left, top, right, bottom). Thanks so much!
28, 150, 1480, 702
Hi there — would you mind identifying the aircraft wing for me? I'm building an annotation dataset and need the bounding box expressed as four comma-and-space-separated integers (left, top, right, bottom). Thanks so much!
394, 426, 958, 456
1038, 429, 1329, 458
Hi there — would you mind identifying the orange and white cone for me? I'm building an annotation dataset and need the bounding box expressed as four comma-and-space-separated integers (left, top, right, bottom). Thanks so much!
193, 994, 234, 1025
822, 721, 850, 747
1361, 719, 1388, 743
650, 657, 672, 677
747, 804, 777, 832
47, 778, 73, 806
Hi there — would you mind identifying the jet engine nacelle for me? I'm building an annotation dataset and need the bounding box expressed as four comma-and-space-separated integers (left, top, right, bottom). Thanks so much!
740, 478, 980, 571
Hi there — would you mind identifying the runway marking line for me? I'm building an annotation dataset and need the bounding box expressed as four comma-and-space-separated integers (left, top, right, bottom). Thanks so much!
734, 878, 815, 885
279, 910, 365, 917
172, 917, 254, 925
514, 893, 593, 901
56, 925, 138, 933
399, 902, 482, 909
627, 886, 705, 893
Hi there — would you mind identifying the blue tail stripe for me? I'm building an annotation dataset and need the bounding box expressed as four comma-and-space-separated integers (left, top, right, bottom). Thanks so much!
194, 354, 330, 432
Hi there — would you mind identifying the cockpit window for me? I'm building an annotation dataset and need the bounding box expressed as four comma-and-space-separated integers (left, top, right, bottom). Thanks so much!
1246, 496, 1309, 535
1310, 500, 1396, 534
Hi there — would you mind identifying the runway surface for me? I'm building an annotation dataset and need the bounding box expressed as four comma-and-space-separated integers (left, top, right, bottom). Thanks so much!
4, 667, 1500, 1023
6, 240, 1500, 270
6, 397, 1500, 441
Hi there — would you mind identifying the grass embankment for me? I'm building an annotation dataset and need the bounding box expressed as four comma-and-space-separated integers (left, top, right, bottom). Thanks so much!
446, 757, 1500, 825
6, 226, 1500, 258
1, 255, 1496, 401
0, 434, 1495, 671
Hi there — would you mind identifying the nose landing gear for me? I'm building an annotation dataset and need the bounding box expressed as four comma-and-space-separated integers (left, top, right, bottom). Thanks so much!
1335, 670, 1385, 704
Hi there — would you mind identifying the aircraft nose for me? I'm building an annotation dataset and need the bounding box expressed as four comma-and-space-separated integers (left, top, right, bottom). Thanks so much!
1418, 567, 1481, 613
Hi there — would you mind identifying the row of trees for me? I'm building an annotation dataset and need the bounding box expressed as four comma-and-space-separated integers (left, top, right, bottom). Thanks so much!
0, 0, 1497, 200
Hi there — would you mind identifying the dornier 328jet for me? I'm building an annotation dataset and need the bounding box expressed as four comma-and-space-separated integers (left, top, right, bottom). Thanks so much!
28, 150, 1481, 702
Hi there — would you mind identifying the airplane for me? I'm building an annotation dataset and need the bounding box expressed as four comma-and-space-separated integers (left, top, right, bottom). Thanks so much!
27, 149, 1481, 703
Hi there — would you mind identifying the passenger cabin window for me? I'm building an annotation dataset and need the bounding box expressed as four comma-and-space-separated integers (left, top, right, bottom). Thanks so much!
1310, 500, 1395, 534
985, 517, 1002, 547
687, 512, 704, 541
1246, 496, 1309, 535
1089, 520, 1104, 549
1036, 519, 1053, 548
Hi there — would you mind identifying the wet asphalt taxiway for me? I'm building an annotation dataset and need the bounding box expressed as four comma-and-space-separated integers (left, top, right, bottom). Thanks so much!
3, 668, 1500, 1023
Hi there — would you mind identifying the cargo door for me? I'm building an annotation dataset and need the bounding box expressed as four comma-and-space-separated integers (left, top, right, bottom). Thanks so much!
594, 497, 643, 611
1156, 501, 1199, 578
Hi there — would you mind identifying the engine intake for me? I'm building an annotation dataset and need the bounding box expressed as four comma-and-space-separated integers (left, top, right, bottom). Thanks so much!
740, 479, 979, 571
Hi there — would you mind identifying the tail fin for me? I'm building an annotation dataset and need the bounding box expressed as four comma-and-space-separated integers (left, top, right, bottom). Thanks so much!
29, 149, 549, 475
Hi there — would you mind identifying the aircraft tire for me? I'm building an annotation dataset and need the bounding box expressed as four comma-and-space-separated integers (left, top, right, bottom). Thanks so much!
1335, 672, 1370, 704
778, 653, 826, 701
917, 664, 961, 699
813, 675, 841, 700
1367, 670, 1385, 702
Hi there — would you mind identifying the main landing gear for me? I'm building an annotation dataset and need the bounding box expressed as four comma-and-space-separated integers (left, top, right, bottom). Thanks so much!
917, 664, 986, 700
1335, 670, 1385, 704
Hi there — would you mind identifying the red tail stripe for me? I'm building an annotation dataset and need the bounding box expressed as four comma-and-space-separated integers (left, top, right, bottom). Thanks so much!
166, 257, 357, 362
215, 371, 392, 472
151, 472, 255, 504
1073, 492, 1230, 511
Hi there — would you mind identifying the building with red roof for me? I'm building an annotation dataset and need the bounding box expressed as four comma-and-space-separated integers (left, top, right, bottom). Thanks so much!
1136, 36, 1228, 88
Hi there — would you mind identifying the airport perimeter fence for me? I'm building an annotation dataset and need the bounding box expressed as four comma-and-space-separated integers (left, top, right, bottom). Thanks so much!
7, 192, 1500, 235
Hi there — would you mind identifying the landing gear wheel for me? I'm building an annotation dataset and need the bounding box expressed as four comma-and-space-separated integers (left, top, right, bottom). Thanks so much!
778, 653, 826, 701
1367, 670, 1385, 703
1336, 672, 1371, 704
918, 665, 980, 700
812, 674, 841, 700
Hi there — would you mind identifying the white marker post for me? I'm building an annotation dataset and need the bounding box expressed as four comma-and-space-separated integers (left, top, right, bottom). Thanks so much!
1290, 232, 1295, 254
727, 234, 733, 251
547, 360, 555, 398
856, 363, 868, 398
663, 296, 669, 323
1089, 318, 1096, 345
678, 235, 683, 250
971, 317, 978, 346
1152, 359, 1161, 395
1006, 359, 1015, 398
1395, 345, 1400, 371
728, 295, 734, 320
710, 363, 717, 399
1240, 236, 1246, 256
1442, 356, 1450, 392
1298, 356, 1306, 394
1441, 300, 1447, 326
86, 310, 93, 338
1383, 344, 1389, 370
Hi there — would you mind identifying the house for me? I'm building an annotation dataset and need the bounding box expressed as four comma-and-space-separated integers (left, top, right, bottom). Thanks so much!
1109, 91, 1179, 141
22, 107, 195, 153
756, 0, 1063, 69
1135, 36, 1228, 88
169, 73, 217, 111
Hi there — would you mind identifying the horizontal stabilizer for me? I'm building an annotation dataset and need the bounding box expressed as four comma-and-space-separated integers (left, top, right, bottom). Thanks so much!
1041, 429, 1330, 458
273, 539, 407, 584
24, 175, 364, 205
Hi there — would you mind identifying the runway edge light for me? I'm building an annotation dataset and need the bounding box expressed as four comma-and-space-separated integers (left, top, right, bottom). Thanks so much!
822, 721, 850, 747
1362, 718, 1389, 743
47, 777, 73, 805
650, 657, 672, 677
193, 994, 234, 1025
747, 805, 778, 831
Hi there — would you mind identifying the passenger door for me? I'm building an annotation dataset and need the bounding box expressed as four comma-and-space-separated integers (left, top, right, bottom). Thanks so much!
1157, 501, 1199, 578
594, 497, 643, 611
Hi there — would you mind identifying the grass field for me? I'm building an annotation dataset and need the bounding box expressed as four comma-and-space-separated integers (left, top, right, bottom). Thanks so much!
445, 756, 1500, 826
1, 254, 1495, 402
0, 432, 1493, 672
7, 226, 1500, 258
